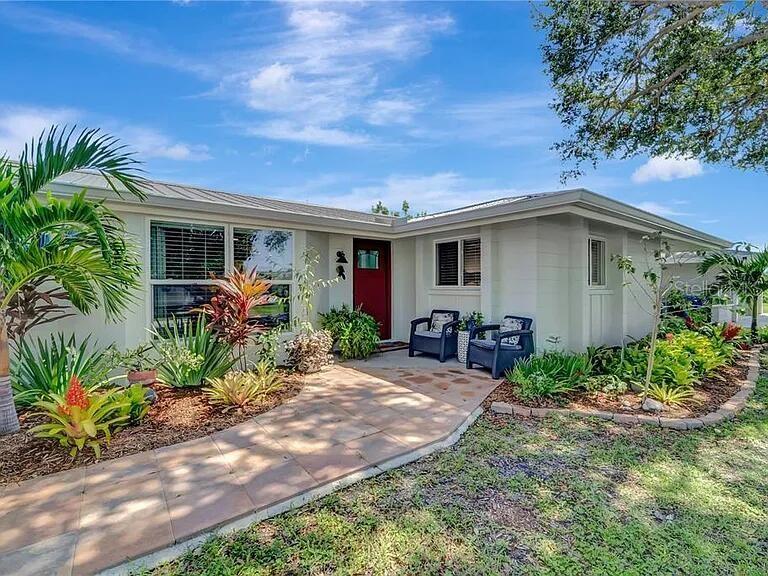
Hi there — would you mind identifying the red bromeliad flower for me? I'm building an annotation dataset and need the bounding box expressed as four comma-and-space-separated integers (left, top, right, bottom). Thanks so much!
721, 322, 742, 342
64, 376, 89, 411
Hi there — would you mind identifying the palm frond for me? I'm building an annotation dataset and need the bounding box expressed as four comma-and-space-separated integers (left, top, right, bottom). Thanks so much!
13, 125, 146, 203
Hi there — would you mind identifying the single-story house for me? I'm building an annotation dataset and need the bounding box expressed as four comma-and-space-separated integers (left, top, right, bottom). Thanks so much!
42, 171, 730, 353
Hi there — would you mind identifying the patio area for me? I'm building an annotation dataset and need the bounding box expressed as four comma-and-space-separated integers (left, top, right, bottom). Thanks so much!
0, 357, 498, 576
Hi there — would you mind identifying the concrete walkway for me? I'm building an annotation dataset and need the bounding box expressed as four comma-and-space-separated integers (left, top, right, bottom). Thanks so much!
0, 361, 497, 575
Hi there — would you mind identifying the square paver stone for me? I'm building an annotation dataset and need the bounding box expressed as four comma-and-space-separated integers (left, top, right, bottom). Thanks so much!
0, 531, 77, 576
211, 421, 283, 451
73, 509, 174, 576
165, 476, 253, 542
345, 431, 410, 465
238, 459, 318, 510
220, 444, 293, 475
0, 496, 81, 555
294, 444, 370, 484
80, 476, 167, 531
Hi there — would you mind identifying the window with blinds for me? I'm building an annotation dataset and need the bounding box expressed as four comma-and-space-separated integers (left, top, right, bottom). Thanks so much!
436, 241, 459, 286
150, 222, 225, 280
435, 238, 481, 287
589, 238, 606, 286
462, 238, 481, 286
233, 228, 293, 280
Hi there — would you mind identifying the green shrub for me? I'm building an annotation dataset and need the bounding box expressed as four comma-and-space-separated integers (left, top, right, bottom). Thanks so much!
204, 361, 283, 409
658, 315, 687, 336
152, 316, 236, 387
320, 305, 380, 360
110, 384, 150, 424
583, 374, 627, 394
509, 371, 577, 402
12, 334, 113, 408
586, 345, 616, 375
506, 351, 591, 401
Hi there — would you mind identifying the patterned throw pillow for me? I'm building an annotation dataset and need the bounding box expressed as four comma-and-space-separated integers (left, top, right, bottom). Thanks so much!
430, 312, 455, 335
500, 317, 524, 345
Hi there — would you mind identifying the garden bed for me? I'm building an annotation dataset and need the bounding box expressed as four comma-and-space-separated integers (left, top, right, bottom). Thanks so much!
485, 348, 753, 419
0, 372, 304, 486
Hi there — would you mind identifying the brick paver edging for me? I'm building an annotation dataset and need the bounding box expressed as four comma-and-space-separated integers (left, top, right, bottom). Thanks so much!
491, 348, 761, 431
101, 405, 485, 576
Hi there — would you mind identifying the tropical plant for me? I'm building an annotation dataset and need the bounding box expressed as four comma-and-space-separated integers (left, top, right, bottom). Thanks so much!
204, 361, 282, 409
646, 381, 695, 408
537, 1, 768, 181
197, 268, 272, 370
151, 316, 236, 387
720, 322, 742, 342
508, 370, 578, 403
320, 305, 380, 360
29, 376, 129, 457
583, 374, 627, 395
286, 249, 337, 371
112, 344, 156, 372
699, 245, 768, 340
11, 334, 114, 408
110, 384, 150, 424
586, 345, 616, 375
458, 311, 484, 332
0, 125, 145, 434
657, 316, 688, 337
510, 351, 592, 387
256, 327, 283, 369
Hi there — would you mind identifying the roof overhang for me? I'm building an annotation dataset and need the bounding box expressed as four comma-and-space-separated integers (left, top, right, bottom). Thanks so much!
47, 179, 731, 250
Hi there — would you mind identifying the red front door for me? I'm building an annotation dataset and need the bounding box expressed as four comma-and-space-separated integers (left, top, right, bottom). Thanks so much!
352, 239, 391, 340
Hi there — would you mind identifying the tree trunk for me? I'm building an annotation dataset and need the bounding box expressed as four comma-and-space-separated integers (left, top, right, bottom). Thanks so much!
751, 296, 759, 341
643, 286, 663, 397
0, 317, 20, 434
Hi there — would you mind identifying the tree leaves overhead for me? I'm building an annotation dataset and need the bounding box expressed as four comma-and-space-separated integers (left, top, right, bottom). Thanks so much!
536, 0, 768, 180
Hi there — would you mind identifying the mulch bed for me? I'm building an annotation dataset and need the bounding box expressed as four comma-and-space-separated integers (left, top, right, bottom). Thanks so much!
485, 349, 751, 419
0, 371, 304, 486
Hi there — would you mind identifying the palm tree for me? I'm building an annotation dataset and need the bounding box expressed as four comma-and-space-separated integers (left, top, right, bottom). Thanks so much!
699, 245, 768, 340
0, 126, 145, 434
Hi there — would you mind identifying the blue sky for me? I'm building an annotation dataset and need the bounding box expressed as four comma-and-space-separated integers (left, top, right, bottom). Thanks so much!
1, 1, 765, 245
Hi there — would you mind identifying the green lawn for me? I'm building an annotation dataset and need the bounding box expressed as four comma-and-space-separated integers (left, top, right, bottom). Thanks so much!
152, 367, 768, 575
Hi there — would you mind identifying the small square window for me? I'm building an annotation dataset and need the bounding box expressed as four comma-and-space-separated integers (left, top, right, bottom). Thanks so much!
589, 238, 606, 287
357, 249, 379, 269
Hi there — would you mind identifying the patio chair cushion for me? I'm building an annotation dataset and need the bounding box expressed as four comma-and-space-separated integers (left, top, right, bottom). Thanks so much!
430, 312, 455, 335
470, 339, 522, 351
499, 317, 524, 345
415, 330, 442, 339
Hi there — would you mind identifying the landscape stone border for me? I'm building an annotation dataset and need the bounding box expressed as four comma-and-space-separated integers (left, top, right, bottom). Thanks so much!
491, 348, 762, 431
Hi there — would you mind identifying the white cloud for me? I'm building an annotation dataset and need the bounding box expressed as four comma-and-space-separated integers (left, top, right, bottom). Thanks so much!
632, 155, 703, 184
247, 121, 369, 147
0, 105, 78, 156
222, 3, 453, 144
0, 104, 210, 162
120, 127, 211, 161
279, 172, 523, 213
633, 201, 690, 218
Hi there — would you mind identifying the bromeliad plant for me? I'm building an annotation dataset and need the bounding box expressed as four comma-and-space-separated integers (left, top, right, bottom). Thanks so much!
197, 268, 272, 370
30, 376, 129, 458
0, 125, 146, 434
203, 361, 283, 409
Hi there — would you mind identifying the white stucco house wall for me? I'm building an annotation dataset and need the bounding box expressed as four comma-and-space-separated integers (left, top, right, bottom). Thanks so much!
39, 172, 731, 354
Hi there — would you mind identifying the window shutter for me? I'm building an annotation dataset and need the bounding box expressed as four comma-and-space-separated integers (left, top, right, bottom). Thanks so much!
437, 241, 459, 286
151, 222, 225, 280
462, 238, 481, 286
589, 239, 606, 286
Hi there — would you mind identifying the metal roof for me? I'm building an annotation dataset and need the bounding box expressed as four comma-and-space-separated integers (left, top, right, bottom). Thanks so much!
52, 171, 400, 226
49, 170, 731, 248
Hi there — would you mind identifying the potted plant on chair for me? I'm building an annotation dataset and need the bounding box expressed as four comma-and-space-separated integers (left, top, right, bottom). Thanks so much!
457, 311, 484, 364
118, 345, 158, 386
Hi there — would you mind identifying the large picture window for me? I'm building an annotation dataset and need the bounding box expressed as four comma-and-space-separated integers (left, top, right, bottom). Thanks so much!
149, 222, 294, 327
150, 222, 225, 324
233, 228, 293, 326
435, 238, 481, 287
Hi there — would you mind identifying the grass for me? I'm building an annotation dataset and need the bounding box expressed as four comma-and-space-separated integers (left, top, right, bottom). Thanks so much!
151, 366, 768, 575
